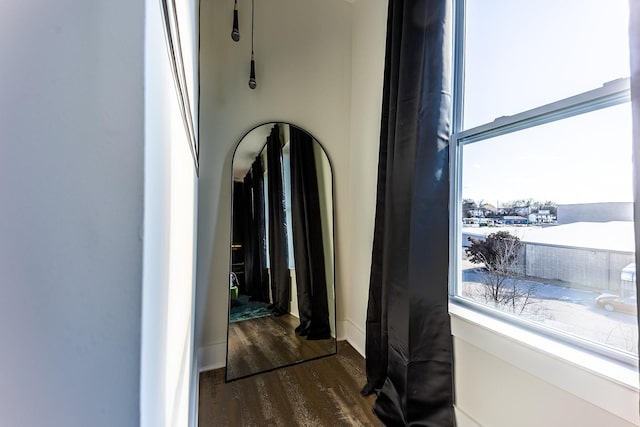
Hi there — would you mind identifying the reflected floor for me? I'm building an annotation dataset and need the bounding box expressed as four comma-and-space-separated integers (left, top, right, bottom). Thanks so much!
229, 295, 271, 323
226, 313, 336, 381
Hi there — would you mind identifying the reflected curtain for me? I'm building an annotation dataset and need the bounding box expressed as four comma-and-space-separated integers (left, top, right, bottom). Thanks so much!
252, 159, 270, 303
630, 0, 640, 386
362, 0, 455, 425
290, 127, 331, 340
266, 124, 291, 315
242, 159, 270, 302
232, 180, 247, 293
242, 171, 256, 297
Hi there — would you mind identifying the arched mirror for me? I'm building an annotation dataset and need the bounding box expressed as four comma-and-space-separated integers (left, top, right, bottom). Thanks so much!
226, 123, 336, 381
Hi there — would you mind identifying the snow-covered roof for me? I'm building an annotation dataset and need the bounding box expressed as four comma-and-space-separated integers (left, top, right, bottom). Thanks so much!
462, 221, 635, 253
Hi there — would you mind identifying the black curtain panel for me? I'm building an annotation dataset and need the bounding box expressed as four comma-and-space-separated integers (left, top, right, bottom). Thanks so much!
266, 124, 291, 315
251, 158, 271, 303
246, 158, 270, 303
362, 0, 455, 425
290, 127, 331, 340
232, 180, 247, 292
241, 174, 255, 297
630, 0, 640, 382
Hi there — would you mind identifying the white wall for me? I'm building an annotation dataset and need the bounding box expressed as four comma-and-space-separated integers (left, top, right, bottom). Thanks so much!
196, 0, 352, 363
141, 1, 199, 427
346, 0, 388, 351
0, 1, 144, 426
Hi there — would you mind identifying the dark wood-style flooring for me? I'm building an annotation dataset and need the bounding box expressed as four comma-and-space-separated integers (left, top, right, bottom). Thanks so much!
227, 313, 336, 381
199, 341, 383, 427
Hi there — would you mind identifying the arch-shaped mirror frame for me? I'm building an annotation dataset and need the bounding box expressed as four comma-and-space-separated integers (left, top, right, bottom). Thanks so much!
226, 122, 337, 381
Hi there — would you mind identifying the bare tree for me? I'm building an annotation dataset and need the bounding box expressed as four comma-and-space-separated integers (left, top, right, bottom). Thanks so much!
462, 198, 477, 219
465, 231, 536, 314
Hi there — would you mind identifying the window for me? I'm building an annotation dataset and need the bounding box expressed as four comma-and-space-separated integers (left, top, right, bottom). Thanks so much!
450, 0, 636, 364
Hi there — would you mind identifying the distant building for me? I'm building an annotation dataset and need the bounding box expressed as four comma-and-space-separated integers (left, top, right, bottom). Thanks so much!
557, 202, 632, 224
513, 206, 531, 217
502, 215, 528, 225
463, 217, 497, 226
529, 210, 555, 224
468, 203, 497, 218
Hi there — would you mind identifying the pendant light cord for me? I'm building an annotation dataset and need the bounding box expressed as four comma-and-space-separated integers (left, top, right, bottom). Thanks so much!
248, 0, 257, 89
251, 0, 255, 55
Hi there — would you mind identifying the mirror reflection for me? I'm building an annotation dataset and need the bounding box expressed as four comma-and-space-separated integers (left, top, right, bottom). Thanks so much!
227, 123, 336, 381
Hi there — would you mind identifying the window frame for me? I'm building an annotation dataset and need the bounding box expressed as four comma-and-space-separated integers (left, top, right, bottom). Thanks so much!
448, 0, 636, 367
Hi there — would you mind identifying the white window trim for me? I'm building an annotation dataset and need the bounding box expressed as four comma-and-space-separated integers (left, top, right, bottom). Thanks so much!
449, 79, 636, 367
449, 0, 637, 392
455, 77, 630, 145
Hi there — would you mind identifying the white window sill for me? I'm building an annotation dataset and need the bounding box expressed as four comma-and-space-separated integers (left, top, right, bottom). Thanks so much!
449, 301, 639, 424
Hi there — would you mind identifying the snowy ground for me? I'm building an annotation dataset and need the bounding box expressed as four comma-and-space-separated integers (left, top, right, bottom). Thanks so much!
460, 263, 637, 355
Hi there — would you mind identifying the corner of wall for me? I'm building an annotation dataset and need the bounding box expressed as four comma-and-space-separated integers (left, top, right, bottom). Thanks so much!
198, 342, 228, 372
338, 319, 366, 357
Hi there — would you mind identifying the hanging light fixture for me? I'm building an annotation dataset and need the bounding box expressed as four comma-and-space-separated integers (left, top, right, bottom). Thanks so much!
249, 53, 256, 89
231, 0, 240, 42
248, 0, 257, 89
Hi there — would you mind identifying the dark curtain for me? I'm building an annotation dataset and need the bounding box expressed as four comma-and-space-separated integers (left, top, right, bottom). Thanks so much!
290, 127, 331, 340
251, 159, 270, 303
362, 0, 455, 425
232, 181, 247, 292
242, 159, 270, 303
242, 172, 256, 297
630, 0, 640, 394
266, 124, 291, 315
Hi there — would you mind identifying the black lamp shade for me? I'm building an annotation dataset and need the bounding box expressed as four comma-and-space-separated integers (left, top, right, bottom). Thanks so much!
249, 53, 256, 89
231, 1, 240, 41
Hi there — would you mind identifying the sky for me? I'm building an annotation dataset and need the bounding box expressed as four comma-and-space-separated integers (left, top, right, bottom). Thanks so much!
461, 0, 632, 206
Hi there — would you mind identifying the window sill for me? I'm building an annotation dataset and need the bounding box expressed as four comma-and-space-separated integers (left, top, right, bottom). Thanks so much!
449, 301, 639, 424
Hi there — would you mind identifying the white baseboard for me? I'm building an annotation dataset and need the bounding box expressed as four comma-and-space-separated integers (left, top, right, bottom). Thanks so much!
338, 319, 366, 357
336, 320, 348, 341
198, 342, 227, 372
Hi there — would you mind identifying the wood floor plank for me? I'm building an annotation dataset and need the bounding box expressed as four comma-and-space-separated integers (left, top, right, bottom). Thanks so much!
227, 313, 336, 380
199, 341, 383, 427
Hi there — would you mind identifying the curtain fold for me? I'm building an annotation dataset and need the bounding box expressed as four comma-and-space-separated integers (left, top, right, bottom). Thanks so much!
266, 124, 291, 315
239, 162, 269, 302
248, 159, 270, 302
253, 159, 271, 303
232, 180, 247, 293
241, 173, 255, 297
362, 0, 455, 425
290, 127, 331, 340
